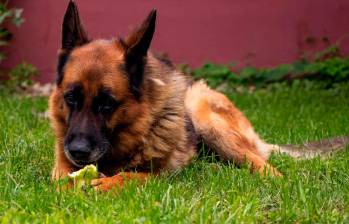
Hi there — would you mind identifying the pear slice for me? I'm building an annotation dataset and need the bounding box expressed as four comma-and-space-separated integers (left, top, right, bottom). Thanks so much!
68, 164, 98, 189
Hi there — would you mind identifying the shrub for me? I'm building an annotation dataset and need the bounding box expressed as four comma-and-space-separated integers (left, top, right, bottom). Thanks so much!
6, 62, 37, 90
0, 1, 38, 91
183, 47, 349, 89
0, 1, 24, 63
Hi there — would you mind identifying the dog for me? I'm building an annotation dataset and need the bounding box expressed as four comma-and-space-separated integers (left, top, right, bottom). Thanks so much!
49, 1, 349, 191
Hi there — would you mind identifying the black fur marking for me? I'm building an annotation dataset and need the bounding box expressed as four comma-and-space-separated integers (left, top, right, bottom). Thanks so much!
126, 10, 156, 58
62, 1, 89, 50
185, 113, 199, 147
63, 83, 84, 111
124, 57, 146, 99
56, 51, 71, 85
57, 1, 89, 85
124, 10, 157, 99
92, 90, 121, 115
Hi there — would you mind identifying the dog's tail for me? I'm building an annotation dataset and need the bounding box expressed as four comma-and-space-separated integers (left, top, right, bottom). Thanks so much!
265, 136, 349, 159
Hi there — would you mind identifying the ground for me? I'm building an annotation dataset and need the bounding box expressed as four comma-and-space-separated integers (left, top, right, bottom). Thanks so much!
0, 82, 348, 223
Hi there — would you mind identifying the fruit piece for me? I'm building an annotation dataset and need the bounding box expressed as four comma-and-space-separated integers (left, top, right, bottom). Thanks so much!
68, 164, 98, 189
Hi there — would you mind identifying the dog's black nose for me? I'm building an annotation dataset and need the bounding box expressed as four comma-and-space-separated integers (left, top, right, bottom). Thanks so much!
68, 138, 91, 161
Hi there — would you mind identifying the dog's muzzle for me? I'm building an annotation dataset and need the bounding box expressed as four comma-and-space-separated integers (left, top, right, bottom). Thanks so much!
64, 138, 107, 167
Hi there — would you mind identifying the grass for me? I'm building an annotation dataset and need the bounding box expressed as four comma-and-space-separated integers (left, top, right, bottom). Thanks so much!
0, 82, 349, 223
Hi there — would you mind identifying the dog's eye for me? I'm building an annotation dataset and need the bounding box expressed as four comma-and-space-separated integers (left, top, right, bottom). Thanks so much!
98, 97, 118, 114
99, 105, 113, 113
64, 93, 77, 107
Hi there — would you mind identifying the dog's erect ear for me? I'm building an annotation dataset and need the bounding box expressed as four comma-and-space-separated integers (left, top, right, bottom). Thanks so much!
57, 1, 89, 85
122, 9, 157, 98
62, 0, 89, 50
124, 9, 156, 59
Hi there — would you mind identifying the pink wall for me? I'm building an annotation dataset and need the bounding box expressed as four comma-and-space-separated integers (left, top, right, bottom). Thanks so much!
3, 0, 349, 83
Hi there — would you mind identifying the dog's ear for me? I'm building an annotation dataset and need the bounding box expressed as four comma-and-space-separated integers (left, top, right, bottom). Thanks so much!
62, 0, 89, 50
122, 9, 157, 98
57, 0, 89, 85
124, 9, 156, 59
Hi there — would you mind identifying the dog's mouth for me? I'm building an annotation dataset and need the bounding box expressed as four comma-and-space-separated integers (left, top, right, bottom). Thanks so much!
63, 147, 108, 168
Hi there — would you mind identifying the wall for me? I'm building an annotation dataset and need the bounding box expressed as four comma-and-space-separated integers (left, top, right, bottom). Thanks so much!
3, 0, 349, 83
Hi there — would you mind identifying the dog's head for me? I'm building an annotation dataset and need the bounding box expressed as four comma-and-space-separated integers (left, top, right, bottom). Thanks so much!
54, 1, 157, 167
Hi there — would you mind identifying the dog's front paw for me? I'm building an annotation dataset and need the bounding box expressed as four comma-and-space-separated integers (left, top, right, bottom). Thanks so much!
91, 175, 125, 192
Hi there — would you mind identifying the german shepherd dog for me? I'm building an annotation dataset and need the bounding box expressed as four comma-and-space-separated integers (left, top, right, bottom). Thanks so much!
50, 1, 349, 191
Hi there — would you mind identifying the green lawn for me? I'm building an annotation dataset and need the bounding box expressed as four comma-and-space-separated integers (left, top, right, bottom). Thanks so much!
0, 82, 349, 223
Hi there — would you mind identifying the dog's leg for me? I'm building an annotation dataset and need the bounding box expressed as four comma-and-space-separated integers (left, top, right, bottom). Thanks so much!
91, 172, 150, 192
51, 146, 74, 180
185, 81, 281, 176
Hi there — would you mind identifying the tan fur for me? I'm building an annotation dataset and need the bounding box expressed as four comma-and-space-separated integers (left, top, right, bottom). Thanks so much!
50, 40, 281, 187
51, 4, 349, 190
185, 81, 281, 176
50, 40, 196, 180
51, 38, 349, 188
